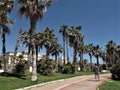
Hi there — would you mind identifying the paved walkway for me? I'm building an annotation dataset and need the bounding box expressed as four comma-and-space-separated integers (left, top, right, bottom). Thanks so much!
17, 74, 111, 90
58, 74, 111, 90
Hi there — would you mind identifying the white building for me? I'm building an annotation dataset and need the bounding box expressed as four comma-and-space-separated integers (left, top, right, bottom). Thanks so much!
0, 52, 46, 65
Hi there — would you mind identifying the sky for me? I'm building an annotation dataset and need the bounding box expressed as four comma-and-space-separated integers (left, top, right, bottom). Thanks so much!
0, 0, 120, 63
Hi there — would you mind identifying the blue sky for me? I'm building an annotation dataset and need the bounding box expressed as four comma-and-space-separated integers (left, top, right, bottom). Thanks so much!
0, 0, 120, 63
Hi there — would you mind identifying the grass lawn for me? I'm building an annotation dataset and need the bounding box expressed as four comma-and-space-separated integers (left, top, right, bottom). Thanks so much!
0, 71, 108, 90
99, 79, 120, 90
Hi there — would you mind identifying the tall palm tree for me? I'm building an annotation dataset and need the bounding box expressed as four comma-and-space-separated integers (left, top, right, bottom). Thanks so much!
106, 40, 116, 65
0, 25, 10, 72
116, 45, 120, 59
87, 44, 94, 71
21, 30, 45, 71
0, 0, 14, 72
93, 45, 101, 66
35, 32, 44, 61
20, 30, 32, 71
42, 28, 57, 60
69, 25, 84, 73
114, 45, 120, 63
65, 26, 70, 63
78, 43, 87, 71
59, 25, 70, 65
40, 28, 58, 73
51, 42, 63, 71
18, 0, 53, 81
99, 50, 107, 64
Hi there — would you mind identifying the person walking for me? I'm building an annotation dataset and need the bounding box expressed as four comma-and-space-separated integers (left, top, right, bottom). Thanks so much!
93, 63, 100, 81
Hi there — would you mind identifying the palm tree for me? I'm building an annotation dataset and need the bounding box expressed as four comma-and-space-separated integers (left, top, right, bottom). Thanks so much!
0, 25, 10, 72
106, 40, 116, 65
99, 50, 107, 64
51, 42, 63, 71
18, 0, 53, 81
34, 32, 44, 62
0, 0, 14, 25
42, 28, 57, 60
69, 25, 84, 73
78, 43, 87, 71
114, 45, 120, 63
87, 44, 94, 71
40, 28, 58, 73
0, 0, 14, 11
21, 30, 45, 72
117, 46, 120, 62
65, 26, 70, 63
93, 45, 101, 66
59, 25, 70, 65
20, 30, 32, 71
0, 0, 14, 72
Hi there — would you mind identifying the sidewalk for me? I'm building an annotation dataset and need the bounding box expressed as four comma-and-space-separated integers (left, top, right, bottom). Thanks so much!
16, 74, 111, 90
58, 74, 111, 90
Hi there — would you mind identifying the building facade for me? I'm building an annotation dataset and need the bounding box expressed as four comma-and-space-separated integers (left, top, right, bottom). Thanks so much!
0, 52, 46, 65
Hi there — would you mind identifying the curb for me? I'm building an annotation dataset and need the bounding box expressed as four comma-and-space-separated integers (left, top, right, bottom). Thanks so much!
15, 79, 65, 90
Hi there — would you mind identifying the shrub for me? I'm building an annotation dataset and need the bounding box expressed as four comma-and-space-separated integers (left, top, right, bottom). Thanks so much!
37, 59, 45, 74
110, 63, 120, 80
62, 65, 72, 74
43, 68, 53, 76
37, 59, 54, 76
57, 65, 63, 73
13, 61, 26, 78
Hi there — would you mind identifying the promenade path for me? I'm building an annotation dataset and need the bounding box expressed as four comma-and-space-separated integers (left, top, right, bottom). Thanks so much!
17, 74, 111, 90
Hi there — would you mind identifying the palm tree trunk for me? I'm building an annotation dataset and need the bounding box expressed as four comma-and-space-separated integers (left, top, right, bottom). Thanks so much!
81, 52, 85, 71
79, 54, 82, 71
90, 55, 93, 71
55, 55, 58, 71
36, 46, 38, 62
112, 52, 114, 64
96, 55, 99, 66
28, 46, 31, 72
89, 53, 93, 71
109, 53, 112, 65
63, 37, 66, 65
46, 46, 50, 61
31, 44, 37, 81
66, 38, 69, 63
73, 46, 77, 73
2, 32, 7, 72
30, 16, 37, 81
